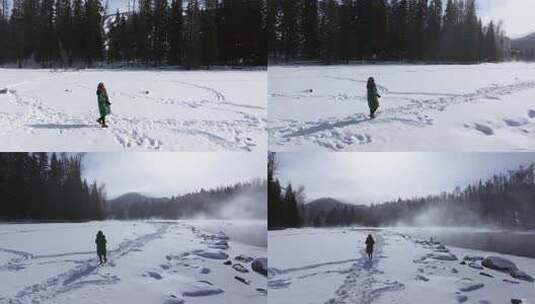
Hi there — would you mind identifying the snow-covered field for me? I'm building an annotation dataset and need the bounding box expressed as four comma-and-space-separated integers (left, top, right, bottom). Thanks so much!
269, 63, 535, 151
0, 69, 266, 151
269, 227, 535, 304
0, 220, 267, 304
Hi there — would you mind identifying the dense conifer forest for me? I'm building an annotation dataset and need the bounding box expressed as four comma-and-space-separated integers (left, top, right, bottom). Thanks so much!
268, 0, 506, 63
0, 0, 266, 68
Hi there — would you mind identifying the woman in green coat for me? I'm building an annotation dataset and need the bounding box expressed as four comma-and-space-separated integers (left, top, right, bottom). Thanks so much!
367, 77, 381, 119
95, 230, 107, 264
96, 82, 111, 128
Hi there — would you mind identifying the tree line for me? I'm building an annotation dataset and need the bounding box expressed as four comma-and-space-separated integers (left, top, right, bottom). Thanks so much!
269, 0, 506, 63
268, 153, 304, 229
108, 179, 267, 220
297, 164, 535, 229
0, 0, 267, 68
0, 153, 106, 221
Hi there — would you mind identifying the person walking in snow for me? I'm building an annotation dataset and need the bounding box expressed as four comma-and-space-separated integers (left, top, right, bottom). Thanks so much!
367, 77, 381, 119
96, 230, 107, 264
96, 82, 111, 128
365, 234, 375, 260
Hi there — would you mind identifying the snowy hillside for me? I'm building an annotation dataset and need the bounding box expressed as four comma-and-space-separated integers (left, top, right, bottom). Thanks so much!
269, 227, 535, 304
0, 220, 267, 304
0, 69, 266, 151
269, 63, 535, 151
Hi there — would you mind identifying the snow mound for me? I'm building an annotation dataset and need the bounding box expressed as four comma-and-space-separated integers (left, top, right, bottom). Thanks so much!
208, 243, 229, 250
455, 294, 468, 303
252, 257, 267, 276
182, 281, 224, 297
504, 117, 529, 127
192, 249, 229, 260
145, 271, 163, 280
482, 256, 518, 272
428, 252, 458, 261
163, 295, 184, 304
474, 123, 494, 135
416, 274, 429, 282
456, 278, 484, 292
528, 109, 535, 118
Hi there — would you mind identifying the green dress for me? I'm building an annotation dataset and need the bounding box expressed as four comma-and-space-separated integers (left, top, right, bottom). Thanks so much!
97, 93, 111, 117
367, 85, 380, 113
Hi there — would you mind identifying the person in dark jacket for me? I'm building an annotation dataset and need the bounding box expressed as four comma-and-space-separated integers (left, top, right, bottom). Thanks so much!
365, 234, 375, 260
96, 82, 111, 128
96, 230, 107, 264
367, 77, 381, 119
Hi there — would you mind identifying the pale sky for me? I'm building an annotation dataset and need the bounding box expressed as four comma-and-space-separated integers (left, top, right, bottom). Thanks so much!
473, 0, 534, 38
276, 153, 535, 205
82, 153, 266, 198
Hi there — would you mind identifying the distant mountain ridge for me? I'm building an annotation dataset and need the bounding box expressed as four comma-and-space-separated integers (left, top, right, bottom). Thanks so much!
512, 32, 535, 50
106, 181, 267, 220
109, 192, 168, 205
304, 197, 365, 222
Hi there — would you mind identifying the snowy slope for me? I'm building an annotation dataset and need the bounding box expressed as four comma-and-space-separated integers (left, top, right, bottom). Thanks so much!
0, 220, 267, 304
269, 63, 535, 151
269, 227, 535, 304
0, 69, 266, 151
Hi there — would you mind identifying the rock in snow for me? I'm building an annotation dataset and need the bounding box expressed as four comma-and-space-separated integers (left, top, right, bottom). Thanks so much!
511, 270, 534, 282
235, 255, 255, 263
482, 256, 519, 272
482, 256, 534, 282
456, 278, 484, 292
234, 275, 250, 285
468, 262, 484, 270
232, 263, 249, 273
463, 256, 484, 262
252, 257, 267, 276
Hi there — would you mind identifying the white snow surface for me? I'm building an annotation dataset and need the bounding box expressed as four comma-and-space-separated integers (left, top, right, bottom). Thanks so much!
268, 227, 535, 304
269, 63, 535, 151
0, 69, 266, 151
0, 220, 266, 304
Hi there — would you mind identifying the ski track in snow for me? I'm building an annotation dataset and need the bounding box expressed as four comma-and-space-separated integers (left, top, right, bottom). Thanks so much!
270, 77, 535, 151
268, 232, 404, 304
1, 71, 265, 151
324, 234, 404, 304
3, 225, 168, 304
